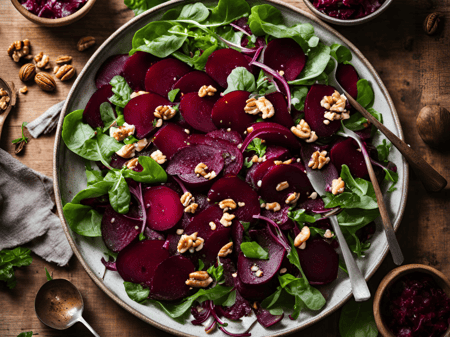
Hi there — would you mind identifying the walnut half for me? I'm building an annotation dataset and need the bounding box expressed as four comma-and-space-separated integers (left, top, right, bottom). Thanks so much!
185, 271, 213, 288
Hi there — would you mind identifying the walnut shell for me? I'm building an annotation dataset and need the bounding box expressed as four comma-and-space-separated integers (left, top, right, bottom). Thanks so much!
19, 63, 36, 82
416, 105, 450, 148
55, 55, 72, 65
424, 13, 441, 35
35, 72, 56, 92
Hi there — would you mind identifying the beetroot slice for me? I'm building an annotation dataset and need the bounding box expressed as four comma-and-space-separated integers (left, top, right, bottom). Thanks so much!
297, 238, 339, 285
263, 38, 307, 81
166, 145, 224, 189
101, 205, 140, 253
260, 163, 313, 205
211, 91, 257, 135
173, 71, 220, 99
82, 84, 113, 128
145, 59, 191, 98
143, 186, 183, 231
206, 129, 242, 145
179, 93, 218, 133
187, 135, 243, 175
123, 93, 172, 139
304, 84, 341, 137
261, 206, 295, 231
265, 92, 294, 128
184, 205, 226, 240
207, 176, 260, 223
330, 138, 368, 178
336, 63, 359, 99
95, 54, 129, 89
123, 51, 160, 91
238, 226, 286, 286
150, 255, 195, 301
205, 49, 252, 88
235, 272, 275, 301
246, 158, 277, 189
254, 306, 284, 328
187, 228, 231, 269
116, 240, 170, 286
153, 123, 189, 159
232, 221, 244, 258
242, 126, 300, 151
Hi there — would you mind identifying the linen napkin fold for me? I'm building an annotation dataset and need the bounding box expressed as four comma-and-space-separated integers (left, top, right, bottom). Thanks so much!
0, 148, 72, 266
26, 100, 66, 138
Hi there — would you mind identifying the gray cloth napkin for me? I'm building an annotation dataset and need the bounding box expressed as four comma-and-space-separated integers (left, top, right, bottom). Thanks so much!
0, 148, 73, 266
26, 100, 66, 138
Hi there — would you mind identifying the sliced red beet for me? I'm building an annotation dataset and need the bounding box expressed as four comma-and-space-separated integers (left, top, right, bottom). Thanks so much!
143, 186, 183, 231
179, 93, 218, 133
116, 240, 170, 286
211, 91, 257, 135
336, 63, 359, 99
297, 238, 339, 285
265, 92, 294, 128
144, 227, 165, 241
235, 272, 275, 301
188, 227, 231, 269
206, 129, 242, 145
296, 197, 331, 214
187, 135, 243, 175
259, 163, 313, 205
242, 126, 300, 152
254, 306, 284, 328
150, 255, 195, 301
238, 226, 286, 286
153, 123, 189, 159
261, 206, 295, 231
166, 145, 224, 189
145, 59, 191, 98
123, 93, 172, 139
304, 84, 341, 137
82, 84, 113, 128
208, 176, 260, 223
173, 71, 220, 99
245, 158, 277, 189
101, 205, 140, 253
123, 51, 160, 91
184, 205, 226, 240
205, 49, 252, 88
231, 221, 244, 258
330, 138, 368, 178
263, 38, 306, 81
95, 54, 129, 89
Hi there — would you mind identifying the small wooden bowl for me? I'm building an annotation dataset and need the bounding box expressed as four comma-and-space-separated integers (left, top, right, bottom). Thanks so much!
0, 79, 17, 140
373, 264, 450, 337
10, 0, 96, 27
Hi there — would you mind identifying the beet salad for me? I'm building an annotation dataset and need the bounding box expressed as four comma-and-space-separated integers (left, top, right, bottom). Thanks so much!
62, 0, 399, 335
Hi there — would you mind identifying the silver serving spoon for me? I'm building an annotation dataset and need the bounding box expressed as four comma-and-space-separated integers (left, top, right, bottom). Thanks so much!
35, 279, 100, 337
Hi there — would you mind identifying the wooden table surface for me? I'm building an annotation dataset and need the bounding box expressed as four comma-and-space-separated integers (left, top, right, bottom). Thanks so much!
1, 0, 449, 336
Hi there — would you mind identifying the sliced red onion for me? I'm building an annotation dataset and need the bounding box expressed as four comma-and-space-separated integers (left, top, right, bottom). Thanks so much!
253, 214, 291, 252
216, 35, 257, 55
101, 257, 117, 271
209, 302, 252, 337
173, 176, 189, 194
250, 46, 264, 64
128, 182, 147, 235
230, 23, 251, 37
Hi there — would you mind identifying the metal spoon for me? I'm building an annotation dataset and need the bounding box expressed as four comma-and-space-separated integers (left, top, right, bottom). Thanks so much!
35, 279, 100, 337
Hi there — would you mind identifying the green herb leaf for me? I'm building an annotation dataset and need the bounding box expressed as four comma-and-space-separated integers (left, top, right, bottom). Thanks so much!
178, 3, 209, 22
109, 76, 132, 108
288, 208, 320, 225
139, 233, 146, 241
223, 67, 256, 95
384, 167, 399, 193
339, 299, 378, 337
198, 259, 204, 271
243, 157, 254, 169
291, 86, 309, 111
124, 281, 150, 302
240, 241, 269, 260
255, 70, 277, 96
168, 88, 180, 102
356, 79, 375, 109
85, 162, 104, 186
221, 289, 237, 307
248, 4, 283, 36
62, 203, 103, 237
99, 102, 116, 132
289, 43, 331, 85
330, 43, 352, 63
377, 139, 391, 163
105, 169, 131, 214
207, 263, 224, 283
124, 0, 170, 16
11, 122, 29, 144
45, 267, 53, 281
207, 0, 250, 26
245, 138, 267, 157
122, 156, 167, 184
0, 247, 33, 289
17, 332, 33, 337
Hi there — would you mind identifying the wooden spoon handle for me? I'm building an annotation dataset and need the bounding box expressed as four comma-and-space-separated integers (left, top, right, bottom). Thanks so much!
346, 94, 447, 192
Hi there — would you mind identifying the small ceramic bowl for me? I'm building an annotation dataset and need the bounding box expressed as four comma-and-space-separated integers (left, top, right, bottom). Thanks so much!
10, 0, 96, 27
373, 264, 450, 337
302, 0, 393, 26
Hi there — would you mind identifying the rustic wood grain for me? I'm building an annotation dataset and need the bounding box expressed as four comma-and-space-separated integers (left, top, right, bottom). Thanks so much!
0, 0, 450, 336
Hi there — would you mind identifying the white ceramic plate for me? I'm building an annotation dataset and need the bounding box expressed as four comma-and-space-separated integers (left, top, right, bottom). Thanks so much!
53, 1, 409, 336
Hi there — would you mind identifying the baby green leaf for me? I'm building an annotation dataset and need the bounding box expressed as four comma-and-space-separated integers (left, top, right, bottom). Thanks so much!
356, 79, 375, 109
330, 43, 352, 63
62, 203, 103, 237
124, 0, 169, 16
45, 267, 53, 281
240, 241, 269, 259
339, 299, 378, 337
124, 281, 150, 302
377, 139, 391, 163
245, 138, 267, 157
291, 86, 309, 111
0, 247, 33, 289
168, 88, 180, 102
109, 76, 132, 108
223, 67, 256, 95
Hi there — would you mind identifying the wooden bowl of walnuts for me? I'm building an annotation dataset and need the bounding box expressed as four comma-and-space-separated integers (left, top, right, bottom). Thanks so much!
10, 0, 97, 27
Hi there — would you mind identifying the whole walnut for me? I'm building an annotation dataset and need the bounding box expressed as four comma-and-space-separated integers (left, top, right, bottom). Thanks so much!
416, 105, 450, 148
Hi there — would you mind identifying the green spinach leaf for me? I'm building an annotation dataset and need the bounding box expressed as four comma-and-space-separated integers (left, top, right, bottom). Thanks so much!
330, 43, 352, 63
105, 169, 131, 214
62, 203, 103, 237
356, 79, 375, 109
168, 88, 180, 102
0, 247, 33, 289
99, 102, 116, 132
109, 76, 132, 108
289, 43, 331, 85
291, 86, 309, 111
223, 67, 256, 94
339, 299, 378, 337
178, 3, 209, 22
377, 139, 391, 163
288, 208, 320, 225
124, 281, 150, 302
240, 242, 269, 260
122, 156, 167, 183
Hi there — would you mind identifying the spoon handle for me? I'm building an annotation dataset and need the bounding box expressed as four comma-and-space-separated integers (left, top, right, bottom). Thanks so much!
78, 316, 101, 337
345, 93, 447, 192
329, 215, 371, 302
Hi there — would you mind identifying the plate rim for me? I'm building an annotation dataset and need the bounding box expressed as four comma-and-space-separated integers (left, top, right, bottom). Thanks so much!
52, 1, 409, 336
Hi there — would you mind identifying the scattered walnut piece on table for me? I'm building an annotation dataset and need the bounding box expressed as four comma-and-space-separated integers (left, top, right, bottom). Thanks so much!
77, 36, 96, 52
55, 55, 73, 65
35, 72, 56, 92
55, 64, 76, 81
19, 63, 36, 82
8, 39, 31, 62
19, 86, 28, 94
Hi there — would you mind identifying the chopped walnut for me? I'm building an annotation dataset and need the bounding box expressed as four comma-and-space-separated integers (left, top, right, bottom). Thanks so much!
130, 91, 149, 99
251, 265, 259, 272
0, 88, 8, 97
198, 85, 217, 97
291, 119, 318, 143
294, 226, 310, 247
151, 150, 166, 164
184, 203, 199, 214
36, 54, 50, 69
0, 95, 10, 110
19, 86, 28, 94
134, 138, 149, 152
324, 229, 334, 239
321, 91, 350, 121
112, 123, 135, 141
219, 199, 237, 212
8, 39, 30, 62
238, 202, 245, 207
180, 192, 195, 207
177, 232, 204, 253
265, 202, 281, 212
331, 177, 345, 195
308, 150, 330, 170
154, 105, 176, 120
176, 229, 184, 235
218, 242, 233, 258
244, 97, 275, 119
309, 192, 318, 200
247, 126, 254, 134
209, 221, 217, 230
116, 144, 135, 158
285, 192, 300, 205
255, 270, 264, 277
126, 158, 139, 170
220, 212, 235, 227
185, 271, 213, 288
194, 162, 216, 180
154, 119, 163, 128
276, 181, 289, 191
280, 268, 287, 274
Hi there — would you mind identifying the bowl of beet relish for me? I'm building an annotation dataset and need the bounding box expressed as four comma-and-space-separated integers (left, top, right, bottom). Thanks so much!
11, 0, 96, 27
374, 264, 450, 337
302, 0, 393, 26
